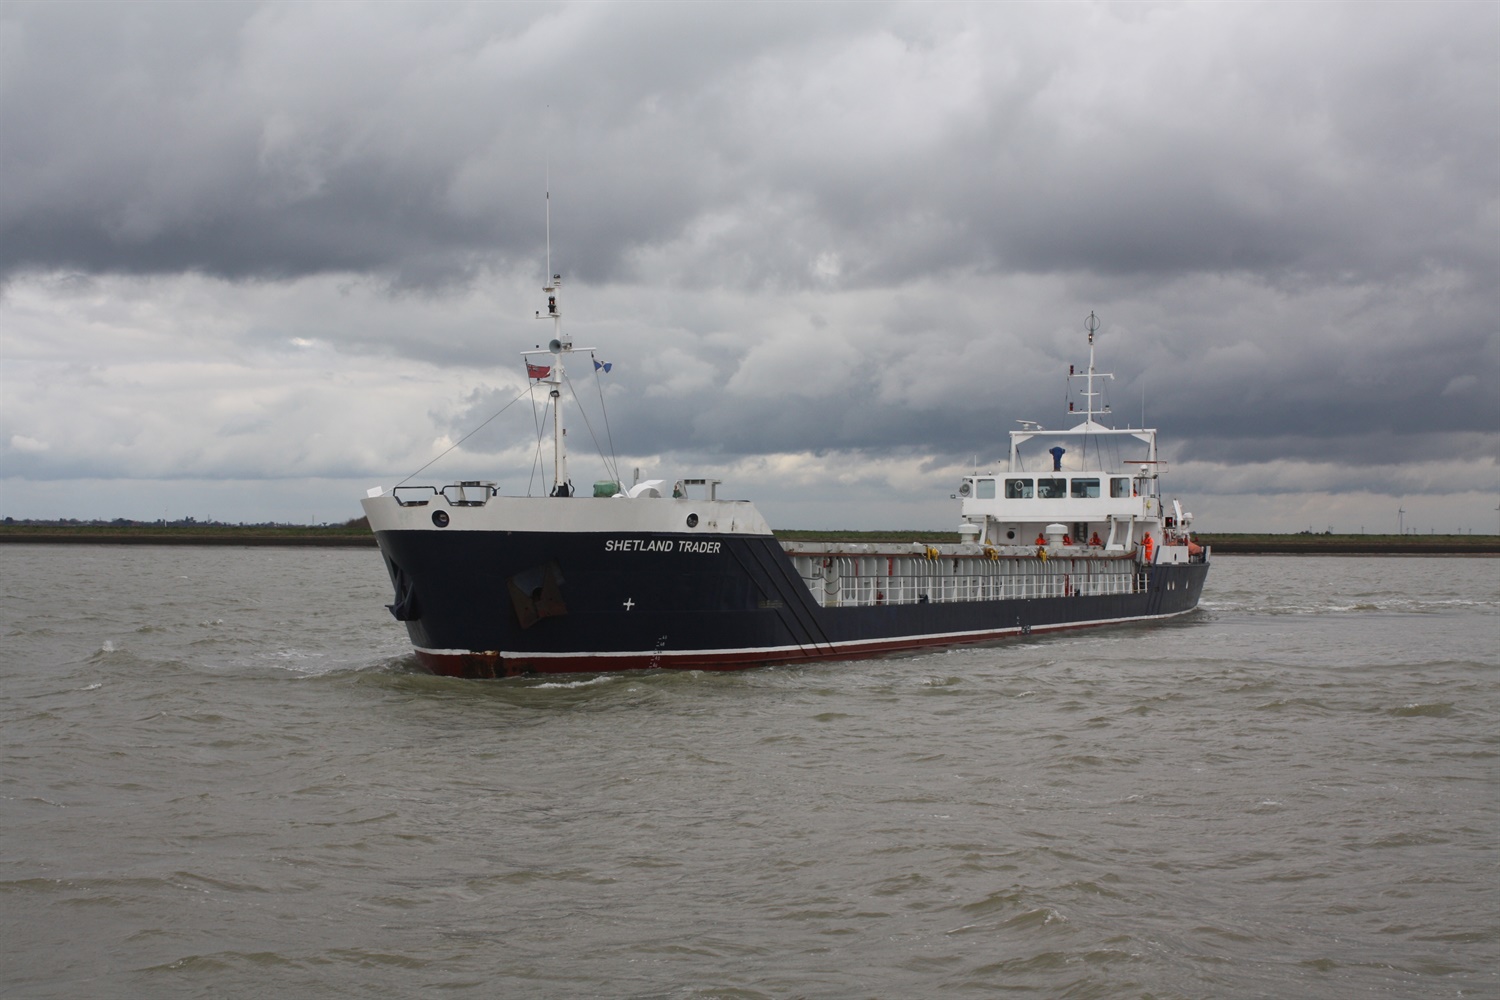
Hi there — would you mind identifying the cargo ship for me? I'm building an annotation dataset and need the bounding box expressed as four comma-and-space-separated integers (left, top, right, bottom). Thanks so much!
363, 280, 1209, 678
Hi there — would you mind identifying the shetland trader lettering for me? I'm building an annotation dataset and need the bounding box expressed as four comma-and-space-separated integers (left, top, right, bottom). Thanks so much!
604, 538, 722, 554
361, 252, 1209, 677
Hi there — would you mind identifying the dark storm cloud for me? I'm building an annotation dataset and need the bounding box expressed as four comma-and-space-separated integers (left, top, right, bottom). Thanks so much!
0, 2, 882, 286
4, 2, 1493, 292
466, 271, 1497, 487
0, 3, 532, 284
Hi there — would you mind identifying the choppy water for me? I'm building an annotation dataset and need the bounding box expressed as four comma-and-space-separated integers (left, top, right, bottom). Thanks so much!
2, 546, 1495, 999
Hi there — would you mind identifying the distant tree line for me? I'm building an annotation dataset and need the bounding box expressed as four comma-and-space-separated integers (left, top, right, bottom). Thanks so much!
1, 516, 368, 529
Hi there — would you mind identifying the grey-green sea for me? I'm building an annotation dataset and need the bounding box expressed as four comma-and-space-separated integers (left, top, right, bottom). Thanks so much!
2, 546, 1496, 999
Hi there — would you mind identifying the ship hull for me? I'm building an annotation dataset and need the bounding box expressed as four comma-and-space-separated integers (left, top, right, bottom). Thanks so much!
372, 528, 1209, 679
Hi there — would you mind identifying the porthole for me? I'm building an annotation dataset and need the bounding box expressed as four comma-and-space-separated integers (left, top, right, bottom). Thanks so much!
1006, 529, 1015, 540
432, 510, 450, 528
686, 513, 699, 528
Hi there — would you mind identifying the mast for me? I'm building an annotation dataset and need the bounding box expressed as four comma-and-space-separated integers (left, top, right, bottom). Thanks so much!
1007, 312, 1154, 472
524, 189, 591, 498
543, 271, 569, 496
1071, 311, 1113, 428
545, 182, 567, 496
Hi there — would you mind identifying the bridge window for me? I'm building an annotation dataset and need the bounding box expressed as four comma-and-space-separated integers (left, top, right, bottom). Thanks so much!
976, 479, 996, 499
1111, 477, 1131, 498
1005, 478, 1033, 498
1071, 478, 1100, 498
1038, 478, 1066, 499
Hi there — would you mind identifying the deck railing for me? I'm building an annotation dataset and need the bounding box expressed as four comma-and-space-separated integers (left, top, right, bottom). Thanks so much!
784, 551, 1143, 609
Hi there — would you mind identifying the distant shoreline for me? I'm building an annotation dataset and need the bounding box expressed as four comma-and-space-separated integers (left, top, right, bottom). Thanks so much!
1, 526, 1495, 555
0, 530, 376, 547
1202, 543, 1499, 556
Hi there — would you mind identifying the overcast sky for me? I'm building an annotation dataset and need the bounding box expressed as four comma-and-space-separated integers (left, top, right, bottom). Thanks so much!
2, 1, 1496, 532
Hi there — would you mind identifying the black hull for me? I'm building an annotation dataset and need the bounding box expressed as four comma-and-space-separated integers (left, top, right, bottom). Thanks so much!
374, 530, 1209, 678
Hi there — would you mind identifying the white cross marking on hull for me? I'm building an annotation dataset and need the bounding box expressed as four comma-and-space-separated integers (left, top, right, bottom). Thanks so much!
623, 598, 635, 610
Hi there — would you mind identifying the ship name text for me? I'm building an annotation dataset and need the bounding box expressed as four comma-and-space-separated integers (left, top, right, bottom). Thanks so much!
605, 538, 722, 554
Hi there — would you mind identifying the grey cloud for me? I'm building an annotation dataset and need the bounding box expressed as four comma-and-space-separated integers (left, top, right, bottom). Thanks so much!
3, 2, 1493, 293
2, 1, 1497, 530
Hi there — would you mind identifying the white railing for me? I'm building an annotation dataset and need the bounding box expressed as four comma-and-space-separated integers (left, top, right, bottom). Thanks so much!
785, 552, 1142, 609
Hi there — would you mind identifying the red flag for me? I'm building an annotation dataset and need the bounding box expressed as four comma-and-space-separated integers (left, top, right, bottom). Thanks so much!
526, 362, 551, 380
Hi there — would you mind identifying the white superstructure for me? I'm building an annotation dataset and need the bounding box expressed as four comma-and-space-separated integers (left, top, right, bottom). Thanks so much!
956, 313, 1199, 564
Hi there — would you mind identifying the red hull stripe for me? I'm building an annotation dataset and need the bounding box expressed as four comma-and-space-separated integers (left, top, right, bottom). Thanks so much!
409, 608, 1194, 677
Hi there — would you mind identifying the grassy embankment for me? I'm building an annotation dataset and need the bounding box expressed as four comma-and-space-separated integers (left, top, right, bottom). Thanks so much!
1, 523, 1495, 553
0, 522, 375, 546
773, 530, 1499, 554
1189, 532, 1499, 554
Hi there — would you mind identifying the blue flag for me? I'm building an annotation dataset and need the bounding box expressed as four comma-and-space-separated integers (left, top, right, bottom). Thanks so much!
594, 359, 612, 373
